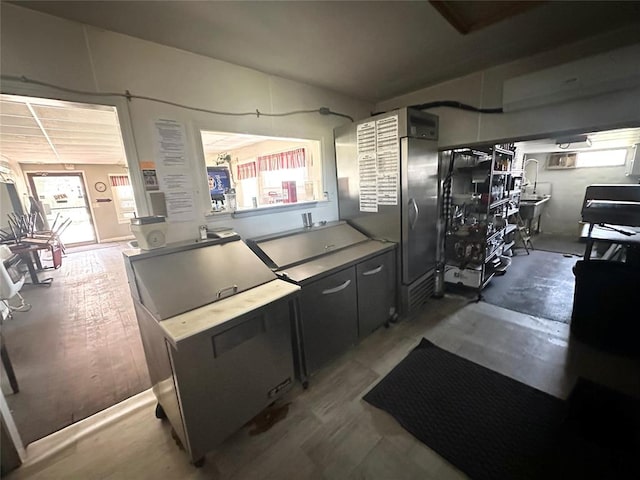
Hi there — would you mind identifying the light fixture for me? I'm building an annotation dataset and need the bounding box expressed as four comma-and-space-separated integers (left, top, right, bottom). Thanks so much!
555, 135, 592, 149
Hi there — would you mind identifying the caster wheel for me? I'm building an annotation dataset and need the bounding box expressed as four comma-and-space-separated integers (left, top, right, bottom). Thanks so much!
193, 457, 205, 468
302, 380, 309, 390
155, 403, 167, 420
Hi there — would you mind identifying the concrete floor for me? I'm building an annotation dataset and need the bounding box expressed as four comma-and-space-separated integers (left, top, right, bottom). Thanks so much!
6, 297, 639, 479
528, 233, 585, 257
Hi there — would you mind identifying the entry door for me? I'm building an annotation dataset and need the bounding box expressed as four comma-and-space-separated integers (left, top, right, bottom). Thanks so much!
28, 172, 96, 244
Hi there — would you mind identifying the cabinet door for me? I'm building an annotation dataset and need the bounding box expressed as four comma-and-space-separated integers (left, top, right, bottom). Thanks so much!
356, 251, 396, 338
170, 297, 295, 461
299, 268, 357, 375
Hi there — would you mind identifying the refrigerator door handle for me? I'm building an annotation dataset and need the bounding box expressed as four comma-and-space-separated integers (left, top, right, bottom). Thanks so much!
362, 265, 383, 276
409, 198, 419, 230
322, 279, 351, 295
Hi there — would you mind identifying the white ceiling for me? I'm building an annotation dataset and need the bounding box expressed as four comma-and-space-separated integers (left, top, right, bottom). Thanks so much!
201, 131, 267, 156
0, 94, 127, 165
11, 1, 640, 102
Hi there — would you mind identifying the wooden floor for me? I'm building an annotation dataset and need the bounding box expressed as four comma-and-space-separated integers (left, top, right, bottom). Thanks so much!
1, 242, 150, 444
6, 296, 639, 480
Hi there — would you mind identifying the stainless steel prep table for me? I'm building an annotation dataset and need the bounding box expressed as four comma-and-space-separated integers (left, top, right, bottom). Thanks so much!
123, 237, 300, 466
247, 221, 396, 381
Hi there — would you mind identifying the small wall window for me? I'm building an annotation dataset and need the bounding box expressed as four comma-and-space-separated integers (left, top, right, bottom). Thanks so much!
575, 149, 627, 168
200, 131, 323, 211
547, 149, 627, 169
109, 174, 136, 223
547, 153, 577, 169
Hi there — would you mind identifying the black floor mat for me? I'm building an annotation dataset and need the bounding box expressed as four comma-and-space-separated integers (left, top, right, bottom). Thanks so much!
481, 250, 577, 323
364, 339, 639, 480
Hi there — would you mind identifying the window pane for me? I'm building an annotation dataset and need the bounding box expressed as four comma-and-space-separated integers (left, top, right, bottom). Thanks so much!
109, 174, 136, 223
575, 149, 627, 168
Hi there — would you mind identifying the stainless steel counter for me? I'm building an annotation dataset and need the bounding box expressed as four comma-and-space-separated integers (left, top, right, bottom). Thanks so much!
248, 222, 396, 380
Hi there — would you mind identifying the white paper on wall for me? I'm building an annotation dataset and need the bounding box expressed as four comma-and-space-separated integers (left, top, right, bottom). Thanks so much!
154, 119, 188, 168
153, 119, 196, 222
158, 172, 196, 222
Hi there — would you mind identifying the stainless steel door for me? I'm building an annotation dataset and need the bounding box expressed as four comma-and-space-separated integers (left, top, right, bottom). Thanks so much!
401, 137, 439, 284
334, 118, 401, 243
169, 297, 295, 462
298, 267, 357, 375
356, 250, 396, 338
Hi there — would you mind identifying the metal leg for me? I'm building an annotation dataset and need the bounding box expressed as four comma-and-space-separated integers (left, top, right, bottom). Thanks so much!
584, 224, 595, 261
21, 250, 52, 286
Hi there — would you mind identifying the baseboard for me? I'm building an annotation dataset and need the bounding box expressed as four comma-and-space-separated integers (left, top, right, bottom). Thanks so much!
98, 235, 135, 243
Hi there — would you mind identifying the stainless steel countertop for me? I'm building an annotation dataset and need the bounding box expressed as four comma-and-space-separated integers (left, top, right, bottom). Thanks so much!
278, 239, 396, 284
159, 279, 300, 347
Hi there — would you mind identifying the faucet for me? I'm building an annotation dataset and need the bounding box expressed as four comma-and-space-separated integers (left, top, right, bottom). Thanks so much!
523, 159, 539, 195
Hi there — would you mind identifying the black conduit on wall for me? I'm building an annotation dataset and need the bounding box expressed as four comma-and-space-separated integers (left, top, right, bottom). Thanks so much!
373, 100, 504, 116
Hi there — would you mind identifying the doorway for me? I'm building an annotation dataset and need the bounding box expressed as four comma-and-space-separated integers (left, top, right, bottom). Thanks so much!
27, 172, 96, 245
0, 93, 148, 449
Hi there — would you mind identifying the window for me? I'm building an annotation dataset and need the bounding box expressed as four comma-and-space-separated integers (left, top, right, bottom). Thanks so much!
547, 153, 577, 169
109, 174, 136, 223
547, 149, 628, 169
575, 149, 627, 168
200, 131, 323, 211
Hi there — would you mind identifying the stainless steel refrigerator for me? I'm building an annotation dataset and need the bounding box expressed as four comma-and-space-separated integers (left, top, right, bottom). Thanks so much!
334, 107, 439, 316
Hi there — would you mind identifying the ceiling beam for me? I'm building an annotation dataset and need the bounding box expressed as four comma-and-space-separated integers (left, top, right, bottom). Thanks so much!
25, 102, 62, 163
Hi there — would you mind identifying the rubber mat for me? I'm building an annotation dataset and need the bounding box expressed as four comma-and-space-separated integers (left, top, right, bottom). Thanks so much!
481, 249, 577, 323
363, 339, 639, 480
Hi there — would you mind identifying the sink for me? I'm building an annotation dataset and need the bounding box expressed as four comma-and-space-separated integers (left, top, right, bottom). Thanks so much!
520, 195, 550, 203
520, 195, 550, 220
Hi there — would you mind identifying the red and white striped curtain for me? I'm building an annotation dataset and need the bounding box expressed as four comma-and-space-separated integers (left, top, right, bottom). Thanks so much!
237, 162, 257, 180
109, 175, 130, 187
257, 148, 306, 171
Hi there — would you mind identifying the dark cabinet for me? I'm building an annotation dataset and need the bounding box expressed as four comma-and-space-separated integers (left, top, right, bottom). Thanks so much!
246, 222, 397, 379
356, 250, 396, 338
299, 268, 358, 374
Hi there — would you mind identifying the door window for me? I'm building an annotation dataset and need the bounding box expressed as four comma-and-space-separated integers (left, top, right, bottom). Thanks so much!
28, 172, 96, 244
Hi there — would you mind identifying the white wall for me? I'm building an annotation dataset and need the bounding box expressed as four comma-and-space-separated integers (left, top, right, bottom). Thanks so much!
522, 150, 637, 236
0, 4, 373, 243
375, 26, 640, 148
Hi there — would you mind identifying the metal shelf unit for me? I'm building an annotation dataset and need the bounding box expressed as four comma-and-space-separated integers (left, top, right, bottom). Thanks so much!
442, 144, 517, 293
